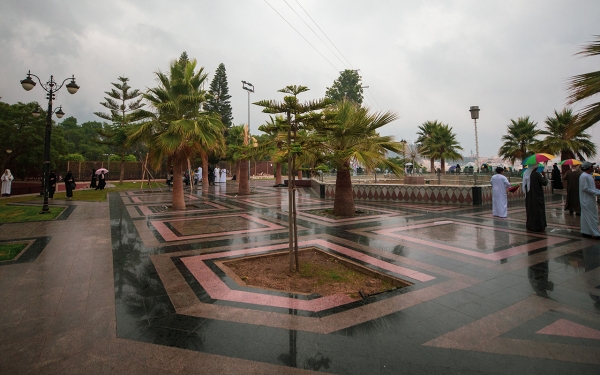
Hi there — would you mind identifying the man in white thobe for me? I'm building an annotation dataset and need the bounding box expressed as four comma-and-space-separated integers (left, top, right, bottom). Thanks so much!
579, 161, 600, 238
490, 166, 510, 218
214, 167, 220, 183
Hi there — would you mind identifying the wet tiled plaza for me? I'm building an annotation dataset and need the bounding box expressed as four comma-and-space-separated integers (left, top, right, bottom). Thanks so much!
1, 180, 599, 374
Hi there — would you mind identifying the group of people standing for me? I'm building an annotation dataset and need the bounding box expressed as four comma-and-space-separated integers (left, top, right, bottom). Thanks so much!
207, 165, 227, 186
46, 170, 76, 199
490, 161, 600, 239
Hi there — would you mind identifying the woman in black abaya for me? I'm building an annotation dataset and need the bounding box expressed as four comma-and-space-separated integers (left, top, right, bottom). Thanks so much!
64, 171, 75, 199
90, 169, 97, 189
523, 166, 548, 232
97, 172, 106, 190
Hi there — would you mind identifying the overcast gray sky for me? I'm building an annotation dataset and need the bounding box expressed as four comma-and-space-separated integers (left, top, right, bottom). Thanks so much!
1, 0, 599, 160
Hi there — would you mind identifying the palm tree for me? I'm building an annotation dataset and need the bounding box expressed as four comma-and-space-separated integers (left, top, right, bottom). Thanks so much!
567, 35, 600, 130
319, 100, 403, 216
129, 56, 224, 210
536, 108, 596, 166
426, 123, 463, 173
416, 120, 441, 172
498, 116, 540, 166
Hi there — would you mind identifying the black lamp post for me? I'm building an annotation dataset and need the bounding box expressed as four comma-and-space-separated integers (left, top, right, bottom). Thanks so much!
469, 106, 480, 173
21, 71, 79, 213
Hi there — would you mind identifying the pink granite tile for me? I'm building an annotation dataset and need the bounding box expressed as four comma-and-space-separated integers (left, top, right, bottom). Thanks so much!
536, 319, 600, 340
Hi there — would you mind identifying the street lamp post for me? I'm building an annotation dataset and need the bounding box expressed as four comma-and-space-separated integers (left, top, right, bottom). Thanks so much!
21, 71, 79, 213
469, 106, 480, 174
242, 81, 254, 180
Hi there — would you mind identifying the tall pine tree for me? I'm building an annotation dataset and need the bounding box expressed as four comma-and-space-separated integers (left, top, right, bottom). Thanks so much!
206, 63, 233, 128
94, 76, 145, 183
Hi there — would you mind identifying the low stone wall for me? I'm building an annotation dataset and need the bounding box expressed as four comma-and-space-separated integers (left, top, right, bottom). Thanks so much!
318, 180, 553, 206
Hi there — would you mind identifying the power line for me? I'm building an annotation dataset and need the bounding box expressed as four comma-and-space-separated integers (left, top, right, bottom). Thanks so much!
294, 0, 354, 69
283, 0, 349, 69
263, 0, 340, 72
294, 0, 382, 111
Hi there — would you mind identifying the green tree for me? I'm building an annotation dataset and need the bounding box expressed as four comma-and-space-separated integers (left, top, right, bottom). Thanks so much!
130, 55, 224, 210
498, 116, 541, 166
0, 101, 67, 177
427, 123, 463, 173
59, 153, 85, 162
416, 120, 442, 172
320, 100, 403, 216
94, 76, 145, 183
325, 69, 364, 104
254, 85, 332, 272
567, 35, 600, 129
205, 63, 233, 128
537, 108, 596, 165
258, 115, 287, 185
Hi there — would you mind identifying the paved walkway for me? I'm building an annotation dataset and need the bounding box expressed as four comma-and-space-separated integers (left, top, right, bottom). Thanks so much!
1, 181, 599, 374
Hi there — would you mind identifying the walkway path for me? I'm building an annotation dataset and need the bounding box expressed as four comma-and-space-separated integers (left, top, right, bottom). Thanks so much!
1, 181, 599, 374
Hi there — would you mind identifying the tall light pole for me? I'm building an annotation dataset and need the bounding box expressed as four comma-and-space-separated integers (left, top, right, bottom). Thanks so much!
21, 71, 79, 213
242, 81, 254, 181
469, 106, 480, 174
242, 81, 254, 133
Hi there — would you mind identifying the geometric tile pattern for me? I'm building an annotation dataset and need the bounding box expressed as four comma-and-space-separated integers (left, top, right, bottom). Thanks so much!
178, 239, 433, 312
5, 181, 596, 373
374, 220, 571, 261
150, 214, 285, 241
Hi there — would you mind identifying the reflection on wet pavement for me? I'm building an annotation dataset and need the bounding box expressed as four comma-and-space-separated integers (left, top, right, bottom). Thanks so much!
2, 181, 600, 373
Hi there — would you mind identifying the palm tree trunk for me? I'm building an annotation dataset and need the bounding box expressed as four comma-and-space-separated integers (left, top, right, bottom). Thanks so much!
202, 154, 209, 189
430, 158, 435, 173
239, 159, 250, 195
333, 162, 355, 217
172, 162, 185, 210
441, 158, 446, 174
275, 163, 283, 185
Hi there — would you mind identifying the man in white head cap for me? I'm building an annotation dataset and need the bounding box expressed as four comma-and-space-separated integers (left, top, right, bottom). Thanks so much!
579, 161, 600, 239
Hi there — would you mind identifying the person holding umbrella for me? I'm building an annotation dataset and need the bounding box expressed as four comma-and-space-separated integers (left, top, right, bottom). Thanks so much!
551, 163, 563, 190
97, 171, 106, 190
522, 154, 553, 232
579, 161, 600, 239
95, 168, 108, 190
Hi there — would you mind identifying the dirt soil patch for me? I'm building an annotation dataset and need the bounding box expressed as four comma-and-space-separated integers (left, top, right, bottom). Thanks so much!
303, 208, 382, 219
222, 247, 409, 300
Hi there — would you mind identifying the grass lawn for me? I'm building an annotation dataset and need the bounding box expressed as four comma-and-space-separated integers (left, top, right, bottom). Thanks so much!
0, 205, 65, 223
51, 181, 168, 202
0, 242, 28, 261
0, 181, 168, 222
